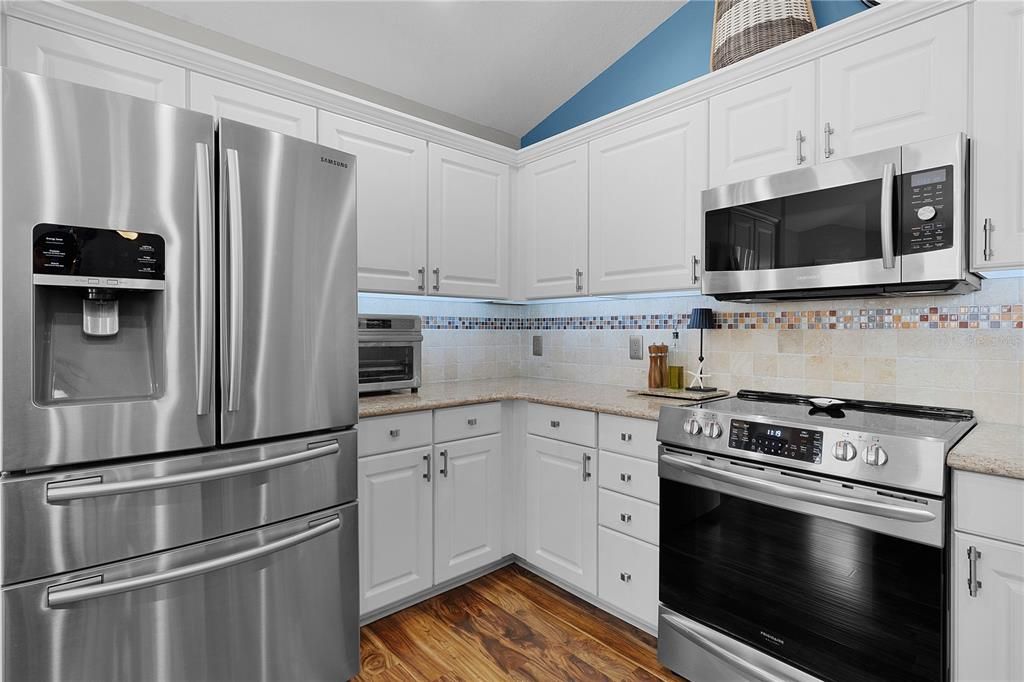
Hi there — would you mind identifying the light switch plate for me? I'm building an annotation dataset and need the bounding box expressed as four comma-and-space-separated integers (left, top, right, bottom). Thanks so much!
532, 335, 543, 356
629, 335, 643, 360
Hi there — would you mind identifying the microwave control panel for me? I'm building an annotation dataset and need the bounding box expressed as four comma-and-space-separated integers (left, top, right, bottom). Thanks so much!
902, 165, 954, 254
729, 420, 823, 464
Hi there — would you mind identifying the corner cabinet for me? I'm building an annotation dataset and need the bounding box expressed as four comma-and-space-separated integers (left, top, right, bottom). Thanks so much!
588, 103, 708, 295
817, 7, 967, 162
971, 0, 1024, 271
428, 144, 510, 299
319, 112, 429, 293
5, 18, 187, 106
189, 73, 316, 141
519, 145, 590, 298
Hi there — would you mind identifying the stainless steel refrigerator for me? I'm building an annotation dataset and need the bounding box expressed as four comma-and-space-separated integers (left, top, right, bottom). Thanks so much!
0, 69, 359, 681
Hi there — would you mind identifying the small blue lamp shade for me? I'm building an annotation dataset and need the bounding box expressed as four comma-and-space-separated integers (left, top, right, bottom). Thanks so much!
687, 308, 715, 330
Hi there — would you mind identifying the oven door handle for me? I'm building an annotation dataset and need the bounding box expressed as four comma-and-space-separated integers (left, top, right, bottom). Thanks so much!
661, 613, 790, 682
660, 454, 936, 523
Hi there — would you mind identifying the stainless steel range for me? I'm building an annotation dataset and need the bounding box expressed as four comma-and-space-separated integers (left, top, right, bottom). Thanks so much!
656, 390, 975, 682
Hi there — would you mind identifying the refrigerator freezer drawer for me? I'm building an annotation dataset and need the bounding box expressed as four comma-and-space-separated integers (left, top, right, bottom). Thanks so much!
2, 503, 359, 682
1, 429, 355, 585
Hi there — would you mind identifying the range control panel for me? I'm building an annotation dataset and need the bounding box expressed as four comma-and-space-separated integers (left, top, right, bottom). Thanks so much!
33, 223, 165, 282
728, 419, 823, 464
902, 165, 954, 254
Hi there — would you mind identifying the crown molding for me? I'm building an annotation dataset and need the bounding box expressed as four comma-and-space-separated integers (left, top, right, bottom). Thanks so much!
515, 0, 971, 167
2, 0, 519, 165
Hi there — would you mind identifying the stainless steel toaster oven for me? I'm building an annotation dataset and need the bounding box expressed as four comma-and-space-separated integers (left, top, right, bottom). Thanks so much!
357, 315, 422, 394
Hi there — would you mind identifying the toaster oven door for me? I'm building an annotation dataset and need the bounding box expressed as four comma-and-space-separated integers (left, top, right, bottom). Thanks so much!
358, 341, 421, 392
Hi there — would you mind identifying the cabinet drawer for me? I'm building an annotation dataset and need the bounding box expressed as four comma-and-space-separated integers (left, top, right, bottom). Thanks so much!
599, 414, 658, 461
599, 489, 658, 546
955, 471, 1024, 545
598, 527, 658, 627
358, 412, 432, 457
527, 403, 596, 447
598, 451, 659, 503
434, 402, 501, 443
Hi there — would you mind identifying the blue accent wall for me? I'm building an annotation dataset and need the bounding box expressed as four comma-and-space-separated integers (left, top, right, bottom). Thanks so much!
521, 0, 870, 148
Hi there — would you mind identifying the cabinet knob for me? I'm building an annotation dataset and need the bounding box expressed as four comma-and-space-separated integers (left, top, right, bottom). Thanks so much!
389, 429, 401, 438
619, 473, 632, 483
620, 432, 632, 442
619, 572, 632, 583
550, 420, 560, 428
467, 418, 478, 426
620, 513, 632, 524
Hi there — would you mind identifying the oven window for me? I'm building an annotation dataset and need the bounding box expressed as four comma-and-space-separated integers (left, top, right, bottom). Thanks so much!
660, 478, 942, 682
358, 346, 414, 385
705, 178, 889, 272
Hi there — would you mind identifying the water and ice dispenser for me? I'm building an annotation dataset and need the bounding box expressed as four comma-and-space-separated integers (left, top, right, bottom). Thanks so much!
32, 224, 166, 404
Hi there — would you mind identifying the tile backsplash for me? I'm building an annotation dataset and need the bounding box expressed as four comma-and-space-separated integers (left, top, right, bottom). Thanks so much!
358, 276, 1024, 425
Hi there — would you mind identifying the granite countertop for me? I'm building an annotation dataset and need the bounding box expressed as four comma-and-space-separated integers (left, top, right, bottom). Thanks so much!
947, 423, 1024, 481
358, 378, 724, 422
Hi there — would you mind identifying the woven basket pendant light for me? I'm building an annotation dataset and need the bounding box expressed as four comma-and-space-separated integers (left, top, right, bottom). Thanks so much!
711, 0, 817, 71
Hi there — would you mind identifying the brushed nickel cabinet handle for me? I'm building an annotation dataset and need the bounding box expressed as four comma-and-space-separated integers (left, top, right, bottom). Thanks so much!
582, 453, 592, 482
967, 545, 982, 597
796, 129, 806, 165
691, 255, 700, 285
440, 449, 449, 478
575, 268, 584, 293
432, 267, 440, 292
423, 453, 431, 482
823, 122, 835, 159
983, 218, 994, 261
418, 266, 426, 291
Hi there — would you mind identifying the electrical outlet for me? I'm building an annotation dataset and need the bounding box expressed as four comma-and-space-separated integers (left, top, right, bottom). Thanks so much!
629, 335, 643, 360
532, 335, 543, 356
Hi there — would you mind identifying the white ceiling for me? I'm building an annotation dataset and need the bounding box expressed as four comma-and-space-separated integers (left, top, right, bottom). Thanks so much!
139, 1, 684, 140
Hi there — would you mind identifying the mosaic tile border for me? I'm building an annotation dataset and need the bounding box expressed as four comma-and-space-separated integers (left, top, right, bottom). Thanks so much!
422, 304, 1024, 331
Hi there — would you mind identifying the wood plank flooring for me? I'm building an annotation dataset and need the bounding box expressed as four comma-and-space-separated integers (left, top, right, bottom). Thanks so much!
355, 564, 682, 681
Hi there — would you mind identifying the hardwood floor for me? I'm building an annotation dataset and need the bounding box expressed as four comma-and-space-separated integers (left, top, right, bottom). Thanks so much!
355, 564, 681, 681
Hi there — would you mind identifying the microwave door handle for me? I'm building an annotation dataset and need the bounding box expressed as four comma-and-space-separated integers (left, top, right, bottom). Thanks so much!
880, 161, 897, 269
194, 143, 215, 416
660, 454, 935, 523
225, 148, 244, 412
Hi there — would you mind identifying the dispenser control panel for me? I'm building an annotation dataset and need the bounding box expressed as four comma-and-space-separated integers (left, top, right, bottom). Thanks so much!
32, 224, 165, 289
902, 165, 954, 254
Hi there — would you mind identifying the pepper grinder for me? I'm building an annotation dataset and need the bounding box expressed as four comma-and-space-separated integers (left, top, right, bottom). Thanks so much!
647, 345, 663, 389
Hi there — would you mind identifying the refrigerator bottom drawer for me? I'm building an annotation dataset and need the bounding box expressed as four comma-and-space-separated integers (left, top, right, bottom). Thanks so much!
2, 503, 359, 682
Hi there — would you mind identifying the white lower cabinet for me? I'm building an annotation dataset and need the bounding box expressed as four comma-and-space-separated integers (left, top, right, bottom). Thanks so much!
357, 446, 434, 615
434, 433, 503, 583
598, 527, 659, 627
524, 434, 598, 592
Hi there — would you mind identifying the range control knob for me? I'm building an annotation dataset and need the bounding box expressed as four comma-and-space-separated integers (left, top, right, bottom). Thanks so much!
685, 417, 703, 436
832, 440, 858, 462
916, 205, 937, 221
704, 421, 723, 439
864, 444, 889, 466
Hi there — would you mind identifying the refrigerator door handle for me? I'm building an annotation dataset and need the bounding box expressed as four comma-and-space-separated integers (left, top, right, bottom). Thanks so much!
195, 142, 215, 416
46, 514, 342, 607
45, 441, 339, 503
226, 148, 245, 413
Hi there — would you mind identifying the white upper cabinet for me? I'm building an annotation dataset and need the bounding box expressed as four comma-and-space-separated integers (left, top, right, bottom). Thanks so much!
5, 18, 186, 106
971, 0, 1024, 271
519, 145, 590, 299
428, 144, 510, 299
818, 7, 968, 162
709, 62, 816, 186
588, 103, 708, 295
190, 73, 316, 141
319, 112, 429, 293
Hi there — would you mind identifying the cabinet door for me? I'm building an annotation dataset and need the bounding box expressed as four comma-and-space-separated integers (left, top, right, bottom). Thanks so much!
520, 146, 589, 298
709, 62, 816, 186
954, 533, 1024, 681
818, 7, 967, 162
434, 434, 503, 583
588, 103, 708, 295
971, 0, 1024, 271
319, 112, 429, 293
524, 435, 597, 592
190, 73, 316, 141
5, 18, 186, 106
428, 144, 510, 298
357, 447, 433, 615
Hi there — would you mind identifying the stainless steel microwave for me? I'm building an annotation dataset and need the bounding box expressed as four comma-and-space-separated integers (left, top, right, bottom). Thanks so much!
701, 133, 980, 301
357, 315, 422, 394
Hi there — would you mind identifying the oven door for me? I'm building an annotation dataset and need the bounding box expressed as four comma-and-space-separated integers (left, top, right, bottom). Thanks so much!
701, 145, 902, 298
358, 339, 421, 392
658, 447, 946, 682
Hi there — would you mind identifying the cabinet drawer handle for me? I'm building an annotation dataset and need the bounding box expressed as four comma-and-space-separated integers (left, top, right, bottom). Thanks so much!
389, 429, 401, 438
796, 129, 806, 165
422, 453, 431, 482
550, 420, 560, 428
619, 473, 632, 483
621, 432, 632, 442
440, 449, 449, 478
620, 572, 631, 583
823, 122, 835, 159
619, 513, 632, 524
467, 418, 478, 426
582, 453, 592, 482
967, 545, 982, 597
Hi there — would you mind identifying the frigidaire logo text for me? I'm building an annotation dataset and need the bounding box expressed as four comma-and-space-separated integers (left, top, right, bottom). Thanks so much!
760, 631, 784, 646
320, 156, 349, 169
